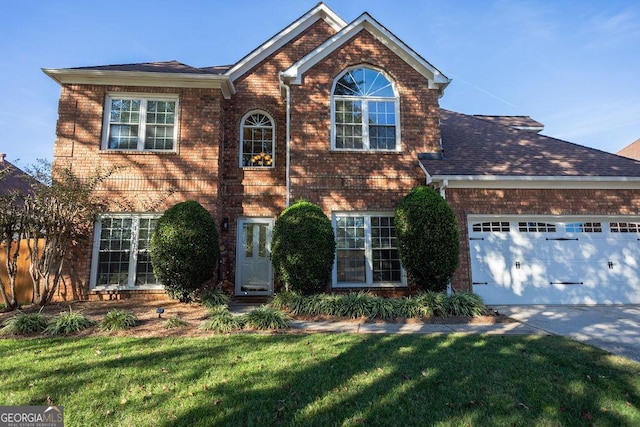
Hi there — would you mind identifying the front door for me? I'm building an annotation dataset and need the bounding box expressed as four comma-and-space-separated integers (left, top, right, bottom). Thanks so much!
236, 219, 273, 295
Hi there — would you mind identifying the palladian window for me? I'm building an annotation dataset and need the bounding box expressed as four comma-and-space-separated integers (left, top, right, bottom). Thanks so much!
332, 67, 399, 151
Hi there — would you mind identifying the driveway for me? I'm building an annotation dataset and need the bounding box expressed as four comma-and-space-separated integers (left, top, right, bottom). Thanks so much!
494, 305, 640, 363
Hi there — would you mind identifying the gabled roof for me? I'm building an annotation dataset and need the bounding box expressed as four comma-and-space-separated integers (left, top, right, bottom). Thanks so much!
281, 11, 450, 94
43, 60, 235, 98
225, 2, 347, 82
617, 138, 640, 161
419, 110, 640, 184
473, 115, 544, 133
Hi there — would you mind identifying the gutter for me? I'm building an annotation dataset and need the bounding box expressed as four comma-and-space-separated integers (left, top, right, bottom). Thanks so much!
418, 160, 447, 198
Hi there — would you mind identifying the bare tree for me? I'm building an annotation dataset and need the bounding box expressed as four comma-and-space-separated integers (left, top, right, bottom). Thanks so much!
24, 160, 113, 306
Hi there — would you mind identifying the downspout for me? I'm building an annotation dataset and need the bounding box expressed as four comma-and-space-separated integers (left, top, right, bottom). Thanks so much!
282, 79, 292, 208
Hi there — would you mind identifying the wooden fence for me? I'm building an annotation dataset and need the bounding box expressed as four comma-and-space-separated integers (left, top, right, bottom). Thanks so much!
0, 240, 35, 304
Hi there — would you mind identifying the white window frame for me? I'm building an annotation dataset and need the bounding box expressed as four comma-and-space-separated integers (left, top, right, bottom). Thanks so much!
90, 213, 162, 290
239, 110, 276, 168
102, 93, 179, 152
332, 212, 406, 288
330, 67, 401, 152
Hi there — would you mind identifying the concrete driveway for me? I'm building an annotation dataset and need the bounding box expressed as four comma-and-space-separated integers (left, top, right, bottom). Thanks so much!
494, 305, 640, 363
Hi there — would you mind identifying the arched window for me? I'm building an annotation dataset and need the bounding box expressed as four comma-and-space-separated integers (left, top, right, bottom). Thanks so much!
240, 111, 275, 168
332, 67, 399, 151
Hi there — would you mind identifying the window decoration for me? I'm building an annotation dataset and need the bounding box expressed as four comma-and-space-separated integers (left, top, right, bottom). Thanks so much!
335, 214, 403, 286
241, 112, 275, 168
566, 222, 602, 233
610, 222, 640, 233
518, 222, 556, 233
104, 96, 177, 151
472, 222, 510, 232
93, 215, 160, 288
332, 67, 399, 151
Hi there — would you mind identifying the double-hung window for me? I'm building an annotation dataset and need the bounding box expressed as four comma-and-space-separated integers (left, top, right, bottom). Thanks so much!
103, 95, 178, 151
332, 67, 399, 151
91, 214, 161, 288
334, 213, 405, 287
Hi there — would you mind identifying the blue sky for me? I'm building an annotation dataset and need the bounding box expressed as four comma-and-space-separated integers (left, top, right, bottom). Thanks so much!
1, 0, 639, 168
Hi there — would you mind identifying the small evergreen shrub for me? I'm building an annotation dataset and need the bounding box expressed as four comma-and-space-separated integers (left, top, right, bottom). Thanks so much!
201, 287, 230, 309
0, 310, 48, 335
271, 200, 335, 295
395, 186, 460, 292
165, 316, 188, 329
99, 309, 137, 332
46, 308, 95, 335
199, 305, 243, 333
336, 292, 374, 318
445, 292, 487, 317
150, 201, 220, 302
271, 290, 298, 310
369, 295, 396, 320
415, 291, 447, 317
242, 305, 290, 330
392, 297, 421, 319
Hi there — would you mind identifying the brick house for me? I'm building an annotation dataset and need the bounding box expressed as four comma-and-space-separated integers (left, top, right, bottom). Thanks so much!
43, 3, 640, 304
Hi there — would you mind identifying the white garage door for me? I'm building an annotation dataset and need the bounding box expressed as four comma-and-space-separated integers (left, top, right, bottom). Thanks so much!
469, 217, 640, 304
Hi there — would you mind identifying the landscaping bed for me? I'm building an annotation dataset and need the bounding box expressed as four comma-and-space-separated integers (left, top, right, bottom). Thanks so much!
0, 299, 513, 338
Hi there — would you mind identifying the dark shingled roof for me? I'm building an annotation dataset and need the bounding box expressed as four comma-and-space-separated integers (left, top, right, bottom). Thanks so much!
0, 155, 36, 196
420, 109, 640, 177
70, 60, 231, 75
617, 138, 640, 161
473, 115, 544, 132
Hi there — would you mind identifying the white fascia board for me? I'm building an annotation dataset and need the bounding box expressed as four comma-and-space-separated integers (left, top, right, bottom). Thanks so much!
281, 13, 450, 92
42, 68, 235, 99
428, 174, 640, 189
225, 3, 347, 82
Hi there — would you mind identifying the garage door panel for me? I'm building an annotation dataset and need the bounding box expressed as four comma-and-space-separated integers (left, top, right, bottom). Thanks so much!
468, 217, 640, 305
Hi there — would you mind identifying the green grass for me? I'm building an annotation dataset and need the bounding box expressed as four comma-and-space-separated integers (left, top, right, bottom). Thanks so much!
0, 334, 638, 426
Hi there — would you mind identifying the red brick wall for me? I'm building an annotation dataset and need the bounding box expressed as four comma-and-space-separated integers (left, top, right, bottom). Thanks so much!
447, 187, 640, 291
288, 30, 441, 212
53, 84, 225, 293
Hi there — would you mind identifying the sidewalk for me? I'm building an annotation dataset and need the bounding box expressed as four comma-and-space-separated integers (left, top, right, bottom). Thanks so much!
288, 319, 544, 335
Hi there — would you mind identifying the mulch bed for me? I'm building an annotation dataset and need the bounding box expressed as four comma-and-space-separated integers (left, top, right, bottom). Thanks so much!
0, 299, 515, 338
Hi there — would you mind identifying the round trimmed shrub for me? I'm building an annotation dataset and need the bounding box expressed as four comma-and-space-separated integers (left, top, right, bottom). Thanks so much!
395, 186, 460, 292
271, 200, 335, 295
150, 201, 220, 302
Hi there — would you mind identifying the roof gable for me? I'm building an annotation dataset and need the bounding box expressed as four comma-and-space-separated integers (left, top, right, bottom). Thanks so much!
281, 12, 450, 94
224, 2, 347, 82
617, 138, 640, 160
420, 110, 640, 182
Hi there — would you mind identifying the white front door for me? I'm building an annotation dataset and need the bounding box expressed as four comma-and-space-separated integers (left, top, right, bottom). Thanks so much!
236, 219, 273, 295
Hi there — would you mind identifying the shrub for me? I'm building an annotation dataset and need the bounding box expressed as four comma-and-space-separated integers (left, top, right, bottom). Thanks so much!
150, 201, 220, 302
445, 292, 487, 317
99, 309, 137, 332
369, 295, 396, 320
336, 292, 374, 318
242, 305, 290, 330
199, 305, 243, 333
0, 310, 48, 335
415, 291, 447, 317
395, 186, 460, 292
271, 200, 335, 295
392, 297, 421, 319
201, 287, 230, 309
271, 290, 298, 311
165, 316, 188, 329
46, 308, 95, 335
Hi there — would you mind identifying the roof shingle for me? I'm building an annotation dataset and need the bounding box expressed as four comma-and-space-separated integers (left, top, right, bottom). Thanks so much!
420, 110, 640, 178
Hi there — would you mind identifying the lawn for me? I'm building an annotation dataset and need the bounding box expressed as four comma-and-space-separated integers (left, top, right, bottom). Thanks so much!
1, 334, 639, 426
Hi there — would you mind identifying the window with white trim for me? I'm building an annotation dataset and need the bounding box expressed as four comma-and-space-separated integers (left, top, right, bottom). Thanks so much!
103, 95, 178, 151
331, 67, 399, 151
240, 111, 275, 168
334, 213, 404, 287
92, 214, 161, 288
